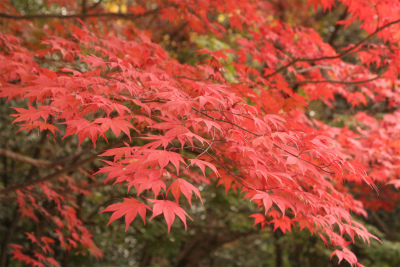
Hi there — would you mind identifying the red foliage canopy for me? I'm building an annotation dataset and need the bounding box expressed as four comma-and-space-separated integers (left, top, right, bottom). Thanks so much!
1, 0, 400, 266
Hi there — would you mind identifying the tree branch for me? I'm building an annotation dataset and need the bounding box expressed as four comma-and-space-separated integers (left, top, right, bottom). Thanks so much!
0, 139, 126, 195
192, 107, 335, 174
0, 154, 98, 195
0, 146, 95, 169
264, 18, 400, 79
0, 8, 163, 20
81, 0, 87, 15
296, 65, 338, 73
0, 148, 53, 168
271, 143, 335, 174
0, 209, 19, 266
291, 73, 383, 85
192, 107, 259, 137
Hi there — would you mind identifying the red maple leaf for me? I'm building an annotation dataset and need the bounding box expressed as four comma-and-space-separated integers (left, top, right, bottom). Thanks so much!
100, 198, 150, 231
149, 200, 192, 232
168, 178, 203, 206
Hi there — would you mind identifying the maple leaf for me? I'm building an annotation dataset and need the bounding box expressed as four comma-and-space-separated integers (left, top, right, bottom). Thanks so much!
94, 117, 137, 139
330, 248, 358, 267
10, 245, 35, 265
25, 232, 38, 244
145, 150, 187, 174
167, 178, 203, 206
100, 198, 151, 231
190, 159, 220, 177
250, 191, 273, 215
44, 257, 60, 267
149, 200, 192, 232
286, 156, 298, 165
271, 216, 292, 233
135, 172, 167, 196
307, 0, 335, 12
387, 179, 400, 189
249, 213, 267, 228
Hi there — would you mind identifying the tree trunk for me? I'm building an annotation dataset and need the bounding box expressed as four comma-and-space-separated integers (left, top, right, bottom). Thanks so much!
0, 209, 19, 267
175, 229, 254, 267
274, 230, 282, 267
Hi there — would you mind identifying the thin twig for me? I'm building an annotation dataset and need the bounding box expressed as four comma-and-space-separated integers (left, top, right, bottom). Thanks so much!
192, 107, 335, 174
296, 65, 337, 74
205, 151, 281, 192
291, 73, 383, 85
194, 120, 216, 159
192, 107, 260, 137
264, 18, 400, 79
272, 144, 335, 174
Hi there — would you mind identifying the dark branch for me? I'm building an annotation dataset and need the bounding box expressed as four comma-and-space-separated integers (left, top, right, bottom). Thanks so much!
81, 0, 87, 15
291, 73, 383, 85
192, 107, 260, 137
264, 18, 400, 79
0, 139, 125, 195
191, 107, 335, 174
272, 144, 335, 174
0, 154, 98, 195
0, 8, 163, 20
0, 148, 53, 168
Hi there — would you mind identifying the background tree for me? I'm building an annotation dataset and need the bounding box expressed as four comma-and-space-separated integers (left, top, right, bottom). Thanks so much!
1, 0, 400, 267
